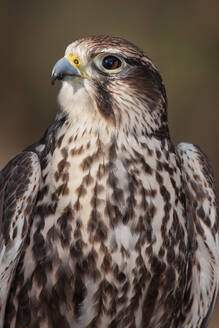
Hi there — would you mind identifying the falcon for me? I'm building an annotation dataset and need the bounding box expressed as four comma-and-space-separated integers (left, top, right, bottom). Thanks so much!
0, 36, 218, 328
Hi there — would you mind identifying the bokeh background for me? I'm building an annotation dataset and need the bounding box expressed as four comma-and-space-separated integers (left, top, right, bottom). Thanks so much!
0, 0, 218, 326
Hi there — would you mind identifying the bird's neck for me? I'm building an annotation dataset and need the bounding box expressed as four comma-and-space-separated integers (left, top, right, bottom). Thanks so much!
47, 111, 172, 169
57, 81, 170, 145
50, 106, 170, 153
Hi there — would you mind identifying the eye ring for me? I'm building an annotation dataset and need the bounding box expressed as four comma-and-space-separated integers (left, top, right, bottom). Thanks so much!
74, 59, 79, 65
94, 53, 125, 74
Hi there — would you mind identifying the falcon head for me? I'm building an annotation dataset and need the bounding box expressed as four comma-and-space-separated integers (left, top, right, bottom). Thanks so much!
51, 36, 168, 138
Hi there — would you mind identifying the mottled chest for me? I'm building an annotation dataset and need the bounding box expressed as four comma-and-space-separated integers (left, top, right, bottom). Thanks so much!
32, 134, 185, 270
7, 135, 188, 328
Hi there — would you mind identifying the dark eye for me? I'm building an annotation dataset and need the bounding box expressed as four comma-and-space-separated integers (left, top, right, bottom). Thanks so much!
102, 55, 122, 70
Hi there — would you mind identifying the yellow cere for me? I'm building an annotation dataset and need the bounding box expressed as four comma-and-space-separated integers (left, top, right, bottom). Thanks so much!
67, 54, 81, 67
66, 54, 88, 79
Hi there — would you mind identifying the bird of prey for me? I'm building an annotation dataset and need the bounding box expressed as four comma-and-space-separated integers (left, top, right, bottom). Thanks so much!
0, 36, 218, 328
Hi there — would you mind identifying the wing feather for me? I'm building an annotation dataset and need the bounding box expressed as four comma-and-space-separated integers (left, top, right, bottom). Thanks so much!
0, 151, 41, 326
177, 142, 219, 328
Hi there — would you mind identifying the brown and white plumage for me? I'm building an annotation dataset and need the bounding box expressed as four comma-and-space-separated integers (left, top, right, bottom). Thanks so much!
0, 152, 40, 326
177, 143, 218, 327
0, 36, 218, 328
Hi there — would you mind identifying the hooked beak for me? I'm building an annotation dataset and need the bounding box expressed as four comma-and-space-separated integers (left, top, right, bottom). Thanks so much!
51, 56, 82, 85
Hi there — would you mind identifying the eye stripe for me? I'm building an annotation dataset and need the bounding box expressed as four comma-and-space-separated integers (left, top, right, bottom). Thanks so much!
124, 58, 141, 66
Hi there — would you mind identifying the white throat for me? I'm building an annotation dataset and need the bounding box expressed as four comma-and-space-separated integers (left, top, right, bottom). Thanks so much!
57, 81, 115, 144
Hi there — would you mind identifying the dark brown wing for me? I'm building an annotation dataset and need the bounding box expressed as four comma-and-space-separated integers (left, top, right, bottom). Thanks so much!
0, 151, 41, 325
177, 142, 219, 328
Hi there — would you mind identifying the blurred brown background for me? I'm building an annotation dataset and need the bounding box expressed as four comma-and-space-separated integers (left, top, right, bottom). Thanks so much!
0, 0, 218, 326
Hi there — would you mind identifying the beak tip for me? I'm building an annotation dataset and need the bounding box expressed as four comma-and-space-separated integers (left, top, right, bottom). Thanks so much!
51, 68, 58, 85
51, 75, 56, 85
